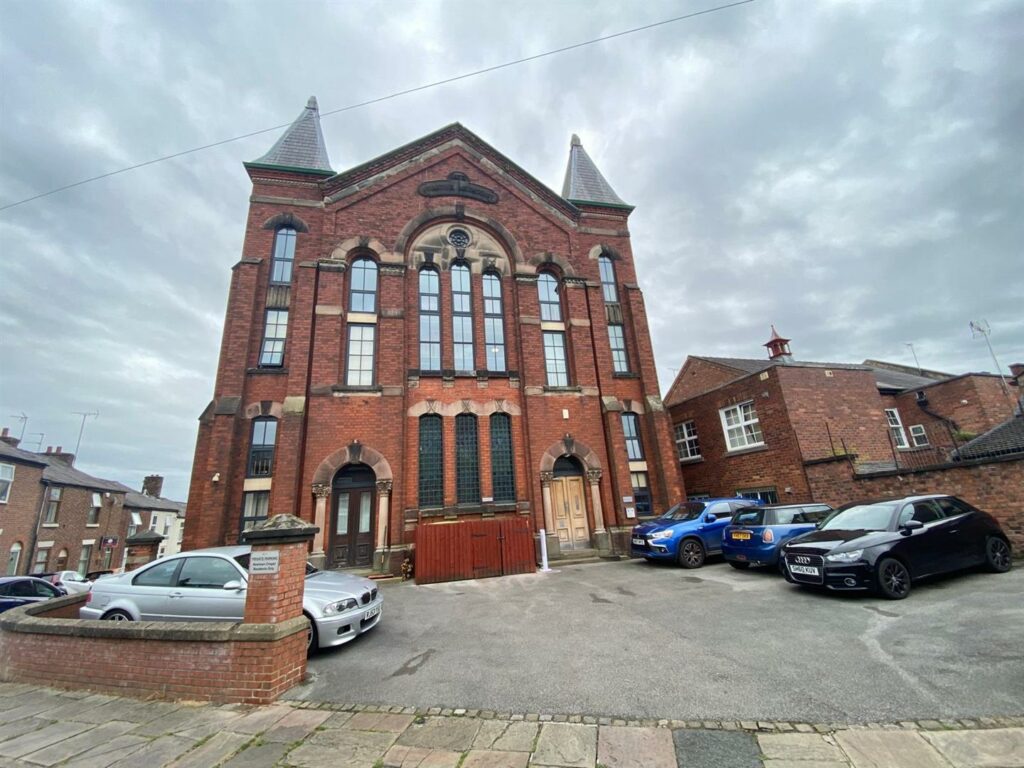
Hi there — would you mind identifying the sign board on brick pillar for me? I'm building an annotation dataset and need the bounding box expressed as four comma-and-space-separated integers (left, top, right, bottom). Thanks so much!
240, 514, 318, 625
124, 530, 164, 572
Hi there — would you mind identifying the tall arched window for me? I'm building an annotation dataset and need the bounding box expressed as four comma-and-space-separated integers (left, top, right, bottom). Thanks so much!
418, 414, 443, 507
455, 414, 480, 504
419, 267, 441, 372
490, 413, 515, 503
598, 255, 618, 303
482, 272, 505, 372
349, 258, 378, 313
248, 418, 277, 477
452, 263, 474, 371
270, 227, 296, 284
537, 272, 562, 322
6, 543, 21, 576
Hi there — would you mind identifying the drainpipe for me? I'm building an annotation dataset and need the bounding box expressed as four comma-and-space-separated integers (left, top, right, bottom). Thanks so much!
27, 480, 49, 575
294, 260, 321, 541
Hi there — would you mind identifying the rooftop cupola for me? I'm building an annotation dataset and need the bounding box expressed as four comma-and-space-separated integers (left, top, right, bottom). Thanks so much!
764, 325, 793, 362
247, 96, 333, 176
561, 134, 630, 208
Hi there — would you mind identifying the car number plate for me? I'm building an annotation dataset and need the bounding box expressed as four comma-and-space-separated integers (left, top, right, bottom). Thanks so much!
731, 531, 751, 540
632, 538, 646, 546
789, 565, 820, 576
364, 604, 381, 620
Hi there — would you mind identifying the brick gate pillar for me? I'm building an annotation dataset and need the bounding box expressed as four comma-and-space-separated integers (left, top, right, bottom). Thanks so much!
124, 531, 164, 572
240, 514, 318, 625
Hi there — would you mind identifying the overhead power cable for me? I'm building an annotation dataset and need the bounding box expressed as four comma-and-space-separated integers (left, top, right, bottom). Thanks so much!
0, 0, 755, 213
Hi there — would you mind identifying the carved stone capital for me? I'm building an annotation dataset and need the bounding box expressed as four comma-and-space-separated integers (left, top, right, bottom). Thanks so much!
376, 479, 393, 496
539, 471, 554, 487
311, 483, 331, 499
586, 468, 603, 485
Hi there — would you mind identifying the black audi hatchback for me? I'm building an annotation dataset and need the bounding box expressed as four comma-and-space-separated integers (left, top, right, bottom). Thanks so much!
781, 494, 1013, 599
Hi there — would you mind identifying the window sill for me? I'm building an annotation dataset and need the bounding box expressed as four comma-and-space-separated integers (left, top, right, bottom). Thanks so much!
678, 456, 704, 464
248, 367, 289, 375
724, 444, 768, 458
86, 524, 99, 528
543, 386, 582, 393
42, 523, 59, 528
331, 384, 382, 393
612, 372, 639, 379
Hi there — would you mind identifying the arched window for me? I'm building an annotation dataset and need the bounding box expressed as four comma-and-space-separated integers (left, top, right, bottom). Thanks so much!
482, 272, 505, 372
270, 227, 296, 284
452, 263, 474, 371
248, 418, 277, 477
490, 413, 515, 503
537, 272, 562, 322
7, 543, 21, 576
419, 267, 441, 372
418, 415, 443, 508
598, 255, 618, 303
622, 412, 644, 460
349, 258, 378, 313
455, 414, 480, 504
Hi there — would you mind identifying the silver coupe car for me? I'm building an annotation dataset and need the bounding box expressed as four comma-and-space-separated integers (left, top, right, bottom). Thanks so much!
79, 546, 382, 651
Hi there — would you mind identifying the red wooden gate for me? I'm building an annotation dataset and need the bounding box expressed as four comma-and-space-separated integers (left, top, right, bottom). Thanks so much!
415, 517, 536, 585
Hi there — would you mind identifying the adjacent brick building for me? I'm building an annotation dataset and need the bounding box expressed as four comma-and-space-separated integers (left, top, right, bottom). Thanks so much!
184, 98, 683, 572
665, 328, 1021, 503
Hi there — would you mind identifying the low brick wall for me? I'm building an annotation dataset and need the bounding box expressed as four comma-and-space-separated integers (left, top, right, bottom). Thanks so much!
0, 594, 308, 705
804, 454, 1024, 550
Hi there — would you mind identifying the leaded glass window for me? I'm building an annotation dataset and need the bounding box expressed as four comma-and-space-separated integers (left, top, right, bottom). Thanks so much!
455, 414, 480, 505
452, 263, 474, 371
543, 331, 568, 387
345, 324, 375, 386
419, 268, 441, 371
349, 258, 378, 313
418, 415, 443, 507
483, 272, 505, 372
270, 227, 296, 284
608, 324, 629, 373
622, 412, 643, 460
538, 272, 562, 322
598, 255, 618, 303
260, 309, 288, 366
490, 413, 515, 503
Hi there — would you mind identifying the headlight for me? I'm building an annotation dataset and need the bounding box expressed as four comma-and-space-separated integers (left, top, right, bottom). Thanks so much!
322, 598, 359, 615
825, 549, 864, 563
650, 529, 674, 541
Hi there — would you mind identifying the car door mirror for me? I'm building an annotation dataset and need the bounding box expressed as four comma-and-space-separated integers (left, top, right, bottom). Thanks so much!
222, 580, 246, 591
900, 519, 924, 535
705, 513, 717, 523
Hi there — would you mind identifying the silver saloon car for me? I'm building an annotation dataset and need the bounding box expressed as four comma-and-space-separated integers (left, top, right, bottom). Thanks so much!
79, 546, 383, 651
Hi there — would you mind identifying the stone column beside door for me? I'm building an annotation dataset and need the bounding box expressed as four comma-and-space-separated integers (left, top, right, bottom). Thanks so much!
588, 468, 612, 554
373, 479, 392, 572
538, 471, 562, 561
309, 483, 331, 570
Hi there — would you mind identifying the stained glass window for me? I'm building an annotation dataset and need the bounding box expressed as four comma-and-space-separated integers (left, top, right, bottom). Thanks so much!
490, 413, 515, 503
455, 414, 480, 504
418, 415, 443, 507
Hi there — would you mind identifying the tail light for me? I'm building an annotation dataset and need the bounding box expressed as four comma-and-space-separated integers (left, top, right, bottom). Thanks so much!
85, 592, 92, 604
762, 529, 775, 543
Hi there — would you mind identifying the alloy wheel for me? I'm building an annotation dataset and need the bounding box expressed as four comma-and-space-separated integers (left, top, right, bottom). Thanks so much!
680, 541, 704, 569
987, 538, 1012, 572
879, 559, 910, 599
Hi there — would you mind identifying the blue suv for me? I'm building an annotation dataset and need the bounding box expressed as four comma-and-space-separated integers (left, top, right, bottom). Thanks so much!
721, 503, 833, 571
631, 498, 756, 568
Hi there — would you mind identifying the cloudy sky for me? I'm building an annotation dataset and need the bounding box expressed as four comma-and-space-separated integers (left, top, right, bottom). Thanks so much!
1, 0, 1022, 501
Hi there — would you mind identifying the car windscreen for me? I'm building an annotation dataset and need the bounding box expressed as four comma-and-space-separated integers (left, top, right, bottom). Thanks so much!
659, 502, 705, 522
731, 507, 764, 526
819, 503, 897, 532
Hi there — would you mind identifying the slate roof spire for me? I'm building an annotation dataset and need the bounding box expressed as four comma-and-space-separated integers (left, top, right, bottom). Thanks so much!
561, 134, 629, 208
250, 96, 333, 174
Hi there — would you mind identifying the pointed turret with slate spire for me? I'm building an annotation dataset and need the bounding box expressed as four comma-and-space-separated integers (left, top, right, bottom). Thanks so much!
247, 96, 333, 176
561, 134, 630, 209
764, 325, 793, 362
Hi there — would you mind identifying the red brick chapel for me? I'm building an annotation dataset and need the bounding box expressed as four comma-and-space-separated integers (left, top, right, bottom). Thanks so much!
184, 97, 683, 573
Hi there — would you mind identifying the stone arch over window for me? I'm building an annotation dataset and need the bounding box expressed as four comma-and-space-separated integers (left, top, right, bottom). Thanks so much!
528, 251, 576, 277
242, 401, 284, 420
261, 212, 309, 233
538, 435, 602, 474
330, 236, 391, 263
398, 210, 521, 272
587, 243, 622, 261
312, 442, 393, 486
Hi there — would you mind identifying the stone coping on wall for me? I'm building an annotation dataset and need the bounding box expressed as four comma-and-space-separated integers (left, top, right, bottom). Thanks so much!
0, 593, 308, 643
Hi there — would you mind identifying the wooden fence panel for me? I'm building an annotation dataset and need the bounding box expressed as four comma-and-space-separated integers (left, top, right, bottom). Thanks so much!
416, 517, 536, 584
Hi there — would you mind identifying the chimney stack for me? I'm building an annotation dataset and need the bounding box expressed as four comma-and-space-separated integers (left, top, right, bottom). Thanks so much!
142, 474, 164, 498
47, 447, 76, 466
0, 428, 18, 448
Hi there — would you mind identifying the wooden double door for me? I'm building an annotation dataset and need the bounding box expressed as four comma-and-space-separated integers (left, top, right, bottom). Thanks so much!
552, 476, 590, 551
330, 465, 375, 568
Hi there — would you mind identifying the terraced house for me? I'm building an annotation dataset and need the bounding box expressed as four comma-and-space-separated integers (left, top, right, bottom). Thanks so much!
184, 98, 683, 575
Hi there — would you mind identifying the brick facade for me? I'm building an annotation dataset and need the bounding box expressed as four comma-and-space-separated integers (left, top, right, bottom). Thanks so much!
184, 123, 683, 570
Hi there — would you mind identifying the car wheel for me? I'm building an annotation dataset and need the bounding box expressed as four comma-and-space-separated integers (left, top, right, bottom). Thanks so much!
678, 539, 705, 569
728, 561, 750, 570
985, 537, 1012, 573
875, 557, 911, 600
305, 613, 318, 656
101, 609, 134, 622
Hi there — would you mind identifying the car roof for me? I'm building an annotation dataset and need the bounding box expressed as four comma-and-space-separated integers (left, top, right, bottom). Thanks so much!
154, 545, 251, 560
0, 576, 48, 584
741, 503, 832, 510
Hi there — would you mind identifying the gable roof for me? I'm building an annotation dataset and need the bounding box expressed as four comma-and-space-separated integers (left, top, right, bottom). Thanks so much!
39, 459, 127, 493
954, 415, 1024, 460
248, 96, 333, 175
0, 441, 48, 468
123, 490, 187, 514
561, 135, 630, 208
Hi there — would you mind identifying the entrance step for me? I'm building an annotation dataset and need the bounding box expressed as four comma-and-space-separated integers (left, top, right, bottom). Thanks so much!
554, 548, 604, 567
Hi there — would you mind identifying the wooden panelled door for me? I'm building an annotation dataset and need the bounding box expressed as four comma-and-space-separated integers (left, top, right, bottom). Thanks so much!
331, 487, 374, 568
552, 476, 590, 550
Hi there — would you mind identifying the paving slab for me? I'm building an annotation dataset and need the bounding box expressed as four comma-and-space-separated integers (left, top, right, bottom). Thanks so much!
758, 733, 847, 762
261, 708, 333, 743
106, 734, 194, 768
59, 734, 150, 768
20, 720, 136, 766
319, 710, 354, 728
597, 725, 676, 768
72, 697, 178, 724
492, 721, 538, 752
344, 711, 416, 733
0, 717, 49, 745
396, 716, 482, 751
531, 723, 598, 768
288, 729, 397, 768
136, 705, 239, 738
165, 731, 252, 768
0, 721, 90, 758
0, 699, 69, 725
472, 719, 509, 749
673, 729, 763, 768
222, 740, 290, 768
462, 749, 531, 768
763, 762, 850, 768
921, 728, 1024, 768
834, 730, 950, 768
223, 703, 293, 734
34, 693, 117, 722
382, 744, 464, 767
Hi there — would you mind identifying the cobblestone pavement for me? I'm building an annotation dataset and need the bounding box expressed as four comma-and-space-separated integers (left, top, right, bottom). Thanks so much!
0, 684, 1021, 767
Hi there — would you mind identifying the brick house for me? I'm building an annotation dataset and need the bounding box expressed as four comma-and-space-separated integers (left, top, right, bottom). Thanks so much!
184, 98, 683, 572
664, 328, 1021, 503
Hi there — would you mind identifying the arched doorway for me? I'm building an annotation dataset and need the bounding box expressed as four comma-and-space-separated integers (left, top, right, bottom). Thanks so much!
552, 456, 590, 550
330, 464, 376, 568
